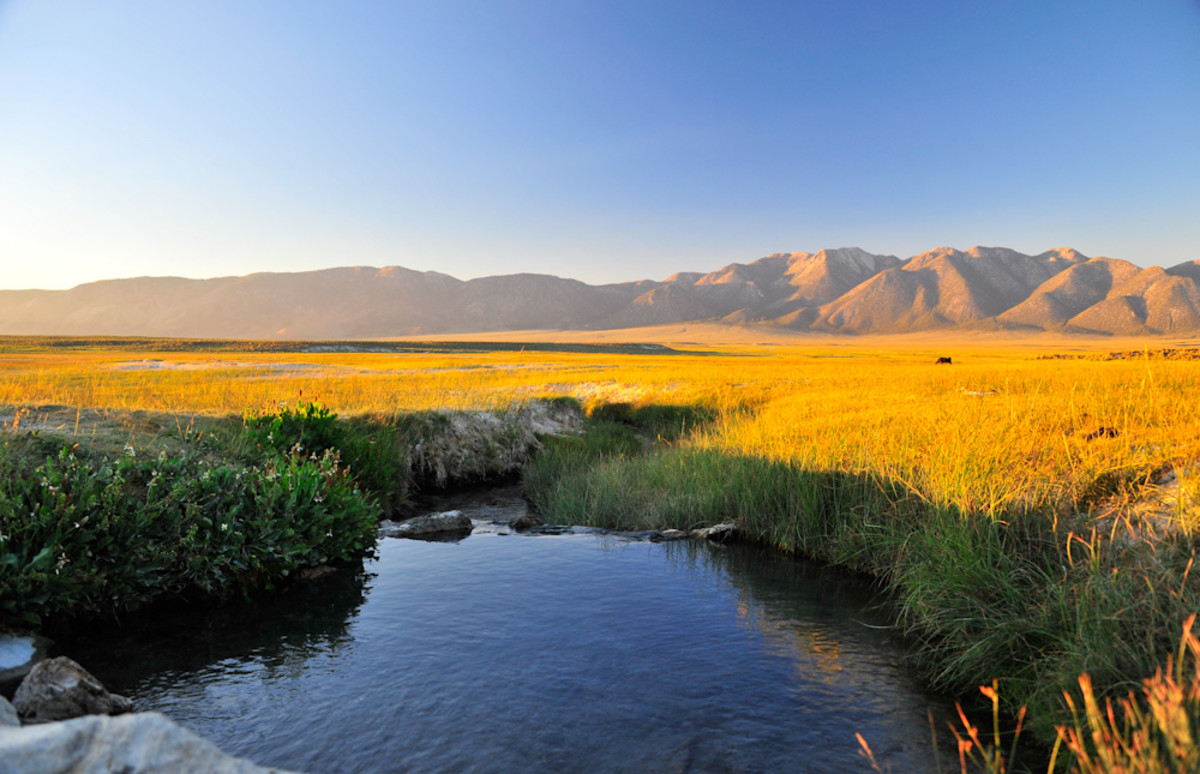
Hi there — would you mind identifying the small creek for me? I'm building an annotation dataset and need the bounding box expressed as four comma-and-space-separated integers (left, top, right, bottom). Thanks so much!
61, 485, 955, 773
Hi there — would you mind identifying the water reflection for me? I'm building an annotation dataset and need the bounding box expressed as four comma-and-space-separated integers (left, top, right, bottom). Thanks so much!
60, 564, 369, 691
61, 522, 951, 773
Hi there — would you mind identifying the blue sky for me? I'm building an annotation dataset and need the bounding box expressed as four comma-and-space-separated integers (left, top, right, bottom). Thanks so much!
1, 1, 1198, 290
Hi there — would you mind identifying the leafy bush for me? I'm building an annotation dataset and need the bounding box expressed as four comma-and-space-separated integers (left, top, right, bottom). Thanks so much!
243, 400, 339, 456
0, 439, 379, 630
243, 401, 410, 513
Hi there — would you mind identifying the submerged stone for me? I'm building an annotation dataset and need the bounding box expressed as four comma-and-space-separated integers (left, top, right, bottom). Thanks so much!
295, 565, 338, 582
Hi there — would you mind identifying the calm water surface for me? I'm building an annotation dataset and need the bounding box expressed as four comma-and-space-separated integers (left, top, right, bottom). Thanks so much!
65, 490, 953, 773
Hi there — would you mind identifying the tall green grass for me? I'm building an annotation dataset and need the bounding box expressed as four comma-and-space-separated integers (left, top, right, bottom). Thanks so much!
525, 395, 1200, 755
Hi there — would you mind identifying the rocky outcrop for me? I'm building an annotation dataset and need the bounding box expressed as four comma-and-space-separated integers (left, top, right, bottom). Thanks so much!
379, 511, 473, 538
0, 710, 298, 773
12, 657, 131, 724
2, 658, 293, 771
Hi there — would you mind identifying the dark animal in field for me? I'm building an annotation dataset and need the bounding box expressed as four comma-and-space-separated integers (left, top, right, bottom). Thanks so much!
1083, 426, 1120, 441
935, 356, 953, 364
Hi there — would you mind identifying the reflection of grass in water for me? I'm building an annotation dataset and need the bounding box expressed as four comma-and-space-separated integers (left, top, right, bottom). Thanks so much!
58, 560, 371, 690
3, 337, 1200, 767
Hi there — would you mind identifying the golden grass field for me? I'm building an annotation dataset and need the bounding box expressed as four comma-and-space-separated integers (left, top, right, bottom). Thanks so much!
3, 331, 1200, 767
2, 331, 1197, 529
0, 333, 1196, 514
1, 332, 1198, 522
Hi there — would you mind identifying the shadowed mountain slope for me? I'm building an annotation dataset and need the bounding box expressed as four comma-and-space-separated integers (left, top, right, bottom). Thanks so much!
810, 246, 1088, 333
998, 257, 1143, 330
1, 246, 1197, 337
1167, 260, 1200, 284
1067, 267, 1200, 335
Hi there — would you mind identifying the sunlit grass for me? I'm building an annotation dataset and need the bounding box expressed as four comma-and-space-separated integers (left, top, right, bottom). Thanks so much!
3, 336, 1200, 766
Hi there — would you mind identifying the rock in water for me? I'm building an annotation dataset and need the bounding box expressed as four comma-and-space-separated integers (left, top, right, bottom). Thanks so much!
509, 512, 543, 532
379, 510, 473, 538
692, 523, 737, 542
0, 711, 299, 773
12, 657, 132, 723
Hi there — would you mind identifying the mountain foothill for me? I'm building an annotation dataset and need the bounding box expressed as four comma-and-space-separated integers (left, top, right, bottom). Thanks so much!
3, 246, 1200, 338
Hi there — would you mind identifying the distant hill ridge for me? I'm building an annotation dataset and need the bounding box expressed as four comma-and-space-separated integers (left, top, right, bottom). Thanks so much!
2, 246, 1200, 338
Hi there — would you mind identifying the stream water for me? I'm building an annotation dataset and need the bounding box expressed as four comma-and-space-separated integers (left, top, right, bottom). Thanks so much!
62, 486, 954, 773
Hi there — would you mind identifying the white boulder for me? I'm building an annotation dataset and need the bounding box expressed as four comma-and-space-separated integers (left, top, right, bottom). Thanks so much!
0, 711, 299, 773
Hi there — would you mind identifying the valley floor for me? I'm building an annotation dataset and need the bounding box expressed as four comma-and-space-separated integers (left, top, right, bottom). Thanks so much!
2, 332, 1199, 769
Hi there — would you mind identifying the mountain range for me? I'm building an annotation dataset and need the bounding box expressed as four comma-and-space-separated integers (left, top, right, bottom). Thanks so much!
2, 246, 1200, 338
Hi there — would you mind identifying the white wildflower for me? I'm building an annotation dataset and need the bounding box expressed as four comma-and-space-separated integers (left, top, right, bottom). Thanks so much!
123, 444, 136, 457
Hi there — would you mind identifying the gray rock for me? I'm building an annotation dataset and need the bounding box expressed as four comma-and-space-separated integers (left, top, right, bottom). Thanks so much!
0, 696, 17, 728
692, 523, 737, 542
0, 711, 299, 773
509, 512, 542, 532
12, 657, 131, 724
379, 510, 473, 538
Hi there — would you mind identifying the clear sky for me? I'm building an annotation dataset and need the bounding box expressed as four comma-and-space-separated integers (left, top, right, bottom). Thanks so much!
1, 1, 1198, 290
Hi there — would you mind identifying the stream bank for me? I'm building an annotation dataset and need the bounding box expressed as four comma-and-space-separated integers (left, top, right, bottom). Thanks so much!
29, 483, 958, 773
0, 401, 588, 772
4, 395, 1196, 770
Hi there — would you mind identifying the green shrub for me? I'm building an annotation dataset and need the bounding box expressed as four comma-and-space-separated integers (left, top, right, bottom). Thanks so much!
242, 401, 410, 513
0, 439, 379, 631
243, 400, 339, 455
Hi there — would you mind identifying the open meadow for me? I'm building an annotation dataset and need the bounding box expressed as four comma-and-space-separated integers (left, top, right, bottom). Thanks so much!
3, 333, 1200, 768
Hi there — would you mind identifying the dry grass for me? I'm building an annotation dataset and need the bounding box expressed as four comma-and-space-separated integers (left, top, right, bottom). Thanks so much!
3, 334, 1200, 768
2, 339, 1197, 521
